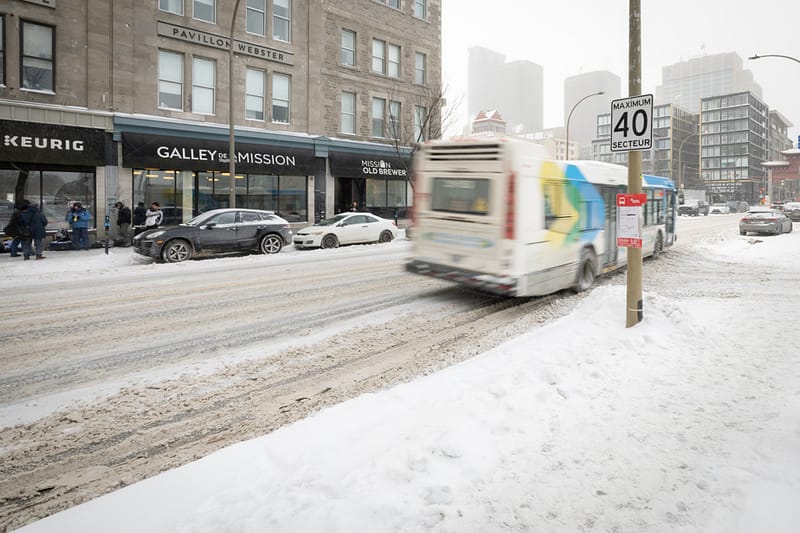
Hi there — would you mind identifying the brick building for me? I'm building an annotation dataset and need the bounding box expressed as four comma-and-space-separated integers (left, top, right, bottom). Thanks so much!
0, 0, 441, 235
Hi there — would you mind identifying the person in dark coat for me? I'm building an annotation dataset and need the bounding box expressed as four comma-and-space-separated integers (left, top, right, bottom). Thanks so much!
20, 201, 48, 260
133, 201, 147, 235
4, 200, 29, 257
114, 201, 132, 244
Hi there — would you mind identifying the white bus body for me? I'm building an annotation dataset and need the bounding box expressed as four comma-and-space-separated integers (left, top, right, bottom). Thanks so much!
406, 136, 677, 297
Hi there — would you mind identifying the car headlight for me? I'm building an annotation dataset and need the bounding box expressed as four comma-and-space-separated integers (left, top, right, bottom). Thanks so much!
311, 230, 324, 236
147, 230, 165, 239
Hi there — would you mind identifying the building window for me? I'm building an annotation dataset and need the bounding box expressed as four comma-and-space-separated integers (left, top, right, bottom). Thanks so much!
341, 91, 356, 134
372, 39, 385, 74
372, 97, 386, 138
246, 0, 265, 36
192, 57, 215, 115
159, 0, 183, 15
246, 68, 265, 120
414, 105, 426, 142
388, 100, 401, 139
272, 73, 290, 123
273, 0, 291, 42
413, 0, 426, 19
193, 0, 215, 23
414, 52, 426, 84
341, 29, 356, 67
158, 50, 183, 110
21, 21, 54, 92
0, 17, 5, 86
388, 44, 400, 78
377, 0, 400, 7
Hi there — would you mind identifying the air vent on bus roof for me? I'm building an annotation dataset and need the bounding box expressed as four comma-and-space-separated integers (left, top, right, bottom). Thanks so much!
426, 143, 502, 161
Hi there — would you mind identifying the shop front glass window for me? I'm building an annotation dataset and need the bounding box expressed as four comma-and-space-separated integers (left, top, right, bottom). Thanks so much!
0, 168, 95, 231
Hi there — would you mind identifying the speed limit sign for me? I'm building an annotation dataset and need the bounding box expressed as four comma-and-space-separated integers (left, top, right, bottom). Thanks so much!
610, 94, 653, 152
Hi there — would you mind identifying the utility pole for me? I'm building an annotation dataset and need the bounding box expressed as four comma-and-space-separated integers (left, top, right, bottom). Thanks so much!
626, 0, 643, 327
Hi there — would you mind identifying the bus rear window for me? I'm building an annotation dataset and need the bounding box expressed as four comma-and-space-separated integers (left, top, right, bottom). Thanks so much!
431, 178, 490, 215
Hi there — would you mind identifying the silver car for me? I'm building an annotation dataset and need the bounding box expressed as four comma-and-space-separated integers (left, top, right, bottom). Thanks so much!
739, 208, 793, 236
783, 202, 800, 222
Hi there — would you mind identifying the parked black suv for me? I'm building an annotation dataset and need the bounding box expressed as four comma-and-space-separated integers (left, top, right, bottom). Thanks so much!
678, 200, 709, 216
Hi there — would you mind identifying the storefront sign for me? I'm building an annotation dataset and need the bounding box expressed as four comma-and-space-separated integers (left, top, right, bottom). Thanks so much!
328, 151, 410, 179
0, 120, 107, 166
157, 21, 293, 66
122, 133, 315, 175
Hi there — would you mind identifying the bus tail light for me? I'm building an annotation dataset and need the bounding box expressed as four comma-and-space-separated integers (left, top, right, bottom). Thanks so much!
504, 171, 516, 240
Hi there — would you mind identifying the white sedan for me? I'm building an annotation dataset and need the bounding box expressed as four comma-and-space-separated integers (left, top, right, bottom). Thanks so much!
709, 203, 730, 214
293, 212, 398, 249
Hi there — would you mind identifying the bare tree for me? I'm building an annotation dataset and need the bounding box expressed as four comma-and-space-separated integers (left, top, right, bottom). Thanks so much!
386, 83, 462, 189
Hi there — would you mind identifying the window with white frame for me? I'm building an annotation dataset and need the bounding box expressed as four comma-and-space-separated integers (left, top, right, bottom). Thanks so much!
341, 29, 356, 67
414, 105, 426, 142
246, 0, 265, 36
158, 50, 183, 110
193, 0, 215, 23
413, 0, 426, 19
341, 91, 356, 134
372, 39, 385, 74
372, 97, 386, 137
272, 73, 290, 123
388, 100, 401, 139
414, 52, 426, 84
21, 21, 54, 92
273, 0, 291, 42
388, 44, 400, 78
377, 0, 400, 8
160, 0, 184, 15
192, 57, 215, 115
245, 68, 265, 120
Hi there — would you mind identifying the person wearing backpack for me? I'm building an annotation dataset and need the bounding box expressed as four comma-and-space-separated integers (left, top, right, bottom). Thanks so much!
3, 200, 29, 257
20, 201, 48, 260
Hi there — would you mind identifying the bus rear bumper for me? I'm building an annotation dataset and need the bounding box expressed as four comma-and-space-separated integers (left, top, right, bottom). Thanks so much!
405, 259, 518, 296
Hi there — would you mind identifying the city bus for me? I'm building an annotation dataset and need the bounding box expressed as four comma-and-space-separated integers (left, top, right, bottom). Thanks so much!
406, 136, 677, 297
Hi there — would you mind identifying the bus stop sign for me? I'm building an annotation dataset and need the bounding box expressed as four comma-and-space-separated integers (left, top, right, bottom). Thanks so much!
611, 94, 653, 152
616, 193, 647, 248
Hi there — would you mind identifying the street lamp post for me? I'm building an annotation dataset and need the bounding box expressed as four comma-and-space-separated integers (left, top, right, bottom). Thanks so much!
676, 131, 699, 192
565, 90, 604, 160
228, 0, 243, 208
748, 53, 800, 65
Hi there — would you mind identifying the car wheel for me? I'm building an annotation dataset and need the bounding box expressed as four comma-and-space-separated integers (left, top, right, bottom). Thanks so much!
321, 234, 339, 249
378, 230, 394, 243
573, 249, 597, 293
739, 229, 746, 236
259, 234, 283, 254
162, 239, 192, 263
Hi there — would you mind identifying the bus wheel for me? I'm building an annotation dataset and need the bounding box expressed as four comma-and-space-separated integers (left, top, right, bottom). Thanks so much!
573, 250, 597, 293
652, 232, 664, 259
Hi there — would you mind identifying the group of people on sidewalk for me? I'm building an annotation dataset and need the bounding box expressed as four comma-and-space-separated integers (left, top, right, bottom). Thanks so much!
4, 200, 165, 258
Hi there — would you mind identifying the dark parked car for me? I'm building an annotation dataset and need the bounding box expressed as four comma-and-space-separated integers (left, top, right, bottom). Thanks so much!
739, 208, 793, 236
133, 208, 292, 262
782, 202, 800, 222
678, 200, 709, 216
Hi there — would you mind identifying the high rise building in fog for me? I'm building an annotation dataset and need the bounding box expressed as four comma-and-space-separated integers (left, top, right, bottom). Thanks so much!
563, 71, 620, 158
467, 46, 543, 134
655, 52, 762, 113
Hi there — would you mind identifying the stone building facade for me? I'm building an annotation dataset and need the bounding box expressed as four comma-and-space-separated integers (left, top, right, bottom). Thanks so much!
1, 0, 441, 236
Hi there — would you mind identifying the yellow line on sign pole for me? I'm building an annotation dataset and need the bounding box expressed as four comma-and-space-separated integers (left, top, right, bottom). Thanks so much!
626, 0, 643, 328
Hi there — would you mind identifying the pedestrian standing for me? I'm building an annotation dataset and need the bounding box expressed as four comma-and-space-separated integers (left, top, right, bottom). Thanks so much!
144, 202, 163, 230
133, 201, 147, 235
21, 201, 48, 260
4, 200, 28, 257
115, 201, 132, 244
66, 202, 93, 250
